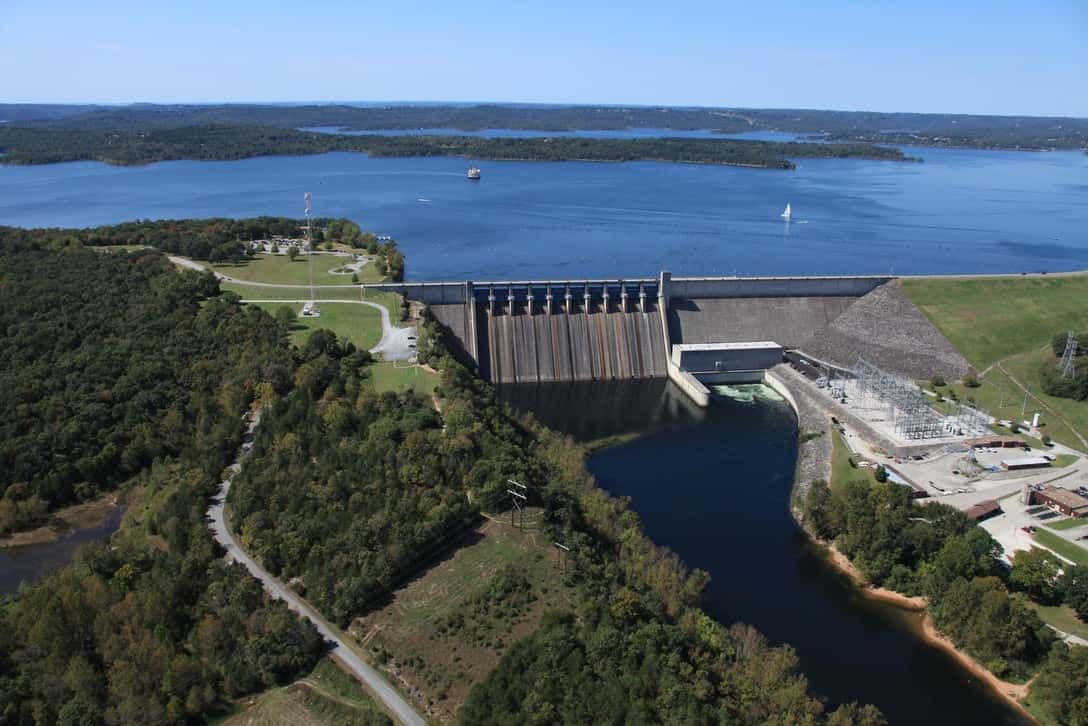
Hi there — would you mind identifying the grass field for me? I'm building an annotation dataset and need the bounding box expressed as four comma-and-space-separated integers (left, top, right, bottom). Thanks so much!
221, 658, 390, 726
368, 362, 441, 396
223, 282, 404, 321
901, 275, 1088, 450
901, 275, 1088, 369
1046, 517, 1088, 531
830, 428, 875, 490
213, 253, 375, 286
1033, 529, 1088, 567
348, 517, 575, 722
248, 302, 384, 351
1028, 602, 1088, 641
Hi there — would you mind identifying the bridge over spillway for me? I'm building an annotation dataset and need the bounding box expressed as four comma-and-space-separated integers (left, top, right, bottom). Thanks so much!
363, 272, 912, 402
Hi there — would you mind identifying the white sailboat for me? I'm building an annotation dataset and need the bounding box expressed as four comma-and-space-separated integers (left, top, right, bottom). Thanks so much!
780, 202, 792, 221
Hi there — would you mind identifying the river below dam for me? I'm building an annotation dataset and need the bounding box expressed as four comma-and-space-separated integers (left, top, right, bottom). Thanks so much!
500, 379, 1026, 725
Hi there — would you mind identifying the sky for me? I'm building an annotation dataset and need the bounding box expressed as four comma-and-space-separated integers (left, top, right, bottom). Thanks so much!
2, 0, 1086, 117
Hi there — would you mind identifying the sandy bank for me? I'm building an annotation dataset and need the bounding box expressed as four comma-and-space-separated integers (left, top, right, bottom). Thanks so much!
818, 540, 1036, 721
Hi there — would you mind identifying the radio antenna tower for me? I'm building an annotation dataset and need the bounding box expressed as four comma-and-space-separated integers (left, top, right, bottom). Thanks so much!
1060, 331, 1078, 379
303, 192, 319, 317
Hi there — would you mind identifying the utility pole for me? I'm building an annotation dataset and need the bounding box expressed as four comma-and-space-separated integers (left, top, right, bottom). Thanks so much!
553, 542, 570, 570
304, 191, 319, 317
507, 479, 527, 529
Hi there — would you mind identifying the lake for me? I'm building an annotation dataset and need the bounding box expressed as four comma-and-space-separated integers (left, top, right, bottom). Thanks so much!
0, 142, 1084, 280
0, 507, 124, 596
501, 380, 1026, 725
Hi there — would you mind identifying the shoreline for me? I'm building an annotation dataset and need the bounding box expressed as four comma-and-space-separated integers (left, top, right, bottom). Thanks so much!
0, 494, 120, 548
775, 363, 1039, 722
814, 529, 1037, 721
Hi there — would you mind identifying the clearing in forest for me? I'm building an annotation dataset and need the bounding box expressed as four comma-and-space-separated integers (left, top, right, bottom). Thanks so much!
349, 514, 575, 723
223, 658, 390, 726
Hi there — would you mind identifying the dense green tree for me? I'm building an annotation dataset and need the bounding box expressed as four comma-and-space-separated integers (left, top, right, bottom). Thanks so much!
1060, 566, 1088, 621
1032, 644, 1088, 725
1010, 548, 1063, 604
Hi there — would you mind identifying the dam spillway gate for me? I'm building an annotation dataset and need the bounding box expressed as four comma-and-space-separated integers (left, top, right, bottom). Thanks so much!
478, 281, 668, 384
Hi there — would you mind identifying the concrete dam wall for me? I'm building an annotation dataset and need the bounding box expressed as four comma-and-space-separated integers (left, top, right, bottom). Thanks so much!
478, 296, 668, 384
391, 273, 966, 387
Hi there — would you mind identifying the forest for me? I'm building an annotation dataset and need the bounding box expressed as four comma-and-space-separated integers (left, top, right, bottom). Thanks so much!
804, 478, 1088, 720
0, 240, 326, 723
0, 245, 295, 532
0, 123, 912, 167
4, 102, 1087, 149
0, 216, 400, 274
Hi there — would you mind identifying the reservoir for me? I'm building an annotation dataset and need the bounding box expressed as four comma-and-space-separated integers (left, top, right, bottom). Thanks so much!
0, 145, 1085, 280
501, 380, 1026, 725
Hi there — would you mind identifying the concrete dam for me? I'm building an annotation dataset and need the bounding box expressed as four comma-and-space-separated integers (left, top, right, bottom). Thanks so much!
363, 272, 978, 402
479, 281, 668, 384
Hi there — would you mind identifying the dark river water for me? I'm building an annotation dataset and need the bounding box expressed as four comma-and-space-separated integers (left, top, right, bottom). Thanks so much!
0, 506, 123, 596
0, 140, 1084, 280
500, 380, 1025, 725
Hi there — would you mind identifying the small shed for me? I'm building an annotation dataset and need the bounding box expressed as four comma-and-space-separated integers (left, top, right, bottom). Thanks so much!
1000, 456, 1051, 471
965, 499, 1001, 521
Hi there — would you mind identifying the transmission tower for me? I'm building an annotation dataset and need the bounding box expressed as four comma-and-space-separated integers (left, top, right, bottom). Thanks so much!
1059, 331, 1078, 379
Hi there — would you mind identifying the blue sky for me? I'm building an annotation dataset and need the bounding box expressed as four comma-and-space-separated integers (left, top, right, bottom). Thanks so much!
2, 0, 1085, 116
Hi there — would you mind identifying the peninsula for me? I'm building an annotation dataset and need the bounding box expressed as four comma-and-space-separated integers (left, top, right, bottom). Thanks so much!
0, 124, 913, 167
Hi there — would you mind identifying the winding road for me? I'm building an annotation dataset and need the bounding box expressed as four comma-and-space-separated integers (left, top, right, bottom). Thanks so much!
208, 413, 427, 726
170, 256, 416, 362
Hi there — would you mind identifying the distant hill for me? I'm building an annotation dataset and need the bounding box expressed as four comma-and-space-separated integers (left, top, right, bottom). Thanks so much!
2, 102, 1085, 150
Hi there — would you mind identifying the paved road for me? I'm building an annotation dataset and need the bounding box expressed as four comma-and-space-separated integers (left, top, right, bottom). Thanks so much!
169, 256, 416, 362
208, 414, 426, 726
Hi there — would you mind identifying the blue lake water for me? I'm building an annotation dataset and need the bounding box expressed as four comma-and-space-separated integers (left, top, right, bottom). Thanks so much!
0, 145, 1084, 280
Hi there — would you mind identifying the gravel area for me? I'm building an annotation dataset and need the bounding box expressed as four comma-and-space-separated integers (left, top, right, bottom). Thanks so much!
768, 364, 833, 513
800, 280, 971, 381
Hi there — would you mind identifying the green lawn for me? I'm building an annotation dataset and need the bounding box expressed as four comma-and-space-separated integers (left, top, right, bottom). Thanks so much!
830, 428, 874, 491
1046, 517, 1088, 531
1028, 602, 1088, 641
212, 253, 373, 286
368, 362, 440, 396
901, 276, 1088, 450
223, 282, 404, 322
249, 302, 383, 351
1052, 454, 1079, 468
1000, 347, 1088, 450
1033, 529, 1088, 566
900, 275, 1088, 369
